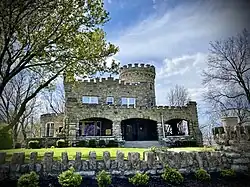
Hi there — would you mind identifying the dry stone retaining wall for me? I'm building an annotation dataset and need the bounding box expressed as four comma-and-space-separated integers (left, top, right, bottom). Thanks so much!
0, 148, 249, 181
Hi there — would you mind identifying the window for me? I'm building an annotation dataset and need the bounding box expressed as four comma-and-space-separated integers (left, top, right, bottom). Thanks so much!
82, 96, 98, 104
45, 122, 54, 137
121, 97, 136, 107
106, 96, 114, 104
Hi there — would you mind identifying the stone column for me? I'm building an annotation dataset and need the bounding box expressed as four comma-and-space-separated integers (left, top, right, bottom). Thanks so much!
67, 117, 77, 145
112, 121, 122, 140
157, 123, 163, 140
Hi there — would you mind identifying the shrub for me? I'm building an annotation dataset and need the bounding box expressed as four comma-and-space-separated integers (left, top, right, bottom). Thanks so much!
50, 146, 55, 149
76, 140, 88, 147
15, 142, 22, 149
96, 170, 112, 187
28, 140, 40, 149
58, 167, 82, 187
0, 127, 12, 150
88, 139, 97, 148
220, 169, 236, 178
129, 172, 149, 186
195, 168, 211, 182
161, 165, 184, 185
17, 171, 39, 187
107, 140, 118, 147
99, 140, 106, 147
56, 139, 67, 148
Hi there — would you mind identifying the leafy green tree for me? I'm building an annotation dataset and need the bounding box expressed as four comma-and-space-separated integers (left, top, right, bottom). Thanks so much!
0, 0, 119, 134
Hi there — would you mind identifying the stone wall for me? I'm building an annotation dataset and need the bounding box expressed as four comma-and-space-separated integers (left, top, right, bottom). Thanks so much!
40, 113, 65, 138
0, 148, 249, 181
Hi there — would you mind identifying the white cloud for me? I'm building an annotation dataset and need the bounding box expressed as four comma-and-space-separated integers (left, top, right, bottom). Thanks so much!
110, 0, 250, 110
107, 0, 112, 4
112, 0, 250, 61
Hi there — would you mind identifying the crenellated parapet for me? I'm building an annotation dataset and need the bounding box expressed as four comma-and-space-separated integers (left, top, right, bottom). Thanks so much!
119, 63, 156, 84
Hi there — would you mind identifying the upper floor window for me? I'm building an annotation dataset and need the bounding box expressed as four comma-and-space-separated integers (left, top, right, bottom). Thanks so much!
106, 96, 114, 104
82, 96, 98, 104
121, 97, 136, 107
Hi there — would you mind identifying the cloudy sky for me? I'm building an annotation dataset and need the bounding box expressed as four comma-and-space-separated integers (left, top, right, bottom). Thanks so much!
102, 0, 250, 124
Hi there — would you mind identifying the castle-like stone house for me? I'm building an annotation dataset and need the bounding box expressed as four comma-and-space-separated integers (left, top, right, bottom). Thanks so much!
41, 63, 203, 146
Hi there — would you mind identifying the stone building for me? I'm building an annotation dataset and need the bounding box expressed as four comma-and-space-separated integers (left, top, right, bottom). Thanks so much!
41, 63, 203, 146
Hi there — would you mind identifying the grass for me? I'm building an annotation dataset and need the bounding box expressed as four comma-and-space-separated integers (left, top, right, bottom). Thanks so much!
0, 147, 215, 163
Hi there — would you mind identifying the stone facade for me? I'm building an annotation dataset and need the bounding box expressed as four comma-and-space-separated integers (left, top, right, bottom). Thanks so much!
41, 63, 203, 146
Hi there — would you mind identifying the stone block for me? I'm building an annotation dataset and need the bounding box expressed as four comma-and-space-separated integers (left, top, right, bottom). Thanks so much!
35, 163, 42, 173
145, 169, 156, 175
52, 161, 61, 173
233, 158, 250, 164
144, 151, 155, 168
231, 164, 248, 172
62, 152, 68, 165
43, 152, 54, 173
30, 152, 37, 164
82, 160, 89, 170
0, 164, 10, 181
124, 170, 136, 176
20, 164, 29, 174
11, 152, 25, 164
68, 160, 75, 168
111, 160, 117, 169
75, 152, 82, 171
140, 160, 148, 170
76, 171, 95, 176
97, 161, 105, 170
0, 152, 6, 164
89, 151, 96, 170
179, 152, 189, 168
10, 164, 20, 173
116, 151, 124, 169
128, 152, 140, 170
225, 153, 241, 159
111, 170, 122, 175
103, 151, 111, 169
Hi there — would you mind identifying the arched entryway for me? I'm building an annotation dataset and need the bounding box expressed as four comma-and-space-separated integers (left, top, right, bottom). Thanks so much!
165, 119, 189, 136
79, 118, 113, 136
121, 118, 158, 141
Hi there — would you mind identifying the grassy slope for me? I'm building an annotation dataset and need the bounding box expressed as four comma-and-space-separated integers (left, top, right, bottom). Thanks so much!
0, 147, 214, 162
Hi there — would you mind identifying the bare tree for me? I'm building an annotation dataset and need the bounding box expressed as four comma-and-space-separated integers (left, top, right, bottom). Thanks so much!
203, 29, 250, 124
41, 82, 65, 114
167, 84, 190, 106
0, 70, 39, 147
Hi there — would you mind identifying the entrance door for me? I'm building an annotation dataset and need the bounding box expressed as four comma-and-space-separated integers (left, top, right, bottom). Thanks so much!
121, 118, 158, 141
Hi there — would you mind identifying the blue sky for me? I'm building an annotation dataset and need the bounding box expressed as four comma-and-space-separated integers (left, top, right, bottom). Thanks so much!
101, 0, 250, 125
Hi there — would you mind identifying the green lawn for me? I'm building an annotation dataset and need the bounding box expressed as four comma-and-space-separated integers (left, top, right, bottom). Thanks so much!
0, 147, 214, 162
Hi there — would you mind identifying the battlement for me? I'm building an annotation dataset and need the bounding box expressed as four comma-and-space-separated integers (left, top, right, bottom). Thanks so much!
76, 103, 193, 111
120, 63, 155, 72
73, 77, 147, 86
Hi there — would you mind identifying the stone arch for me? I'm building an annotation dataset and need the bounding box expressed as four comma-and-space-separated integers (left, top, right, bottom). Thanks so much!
164, 118, 190, 136
121, 118, 158, 141
79, 117, 113, 136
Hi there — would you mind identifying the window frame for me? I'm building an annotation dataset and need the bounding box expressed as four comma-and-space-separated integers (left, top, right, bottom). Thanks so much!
106, 96, 114, 105
82, 96, 99, 104
121, 97, 136, 107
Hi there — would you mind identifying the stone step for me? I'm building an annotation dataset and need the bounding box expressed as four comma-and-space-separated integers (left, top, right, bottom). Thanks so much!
124, 141, 161, 148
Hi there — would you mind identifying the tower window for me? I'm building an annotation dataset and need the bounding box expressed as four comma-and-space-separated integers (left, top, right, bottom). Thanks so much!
82, 96, 98, 104
121, 97, 136, 107
106, 96, 114, 104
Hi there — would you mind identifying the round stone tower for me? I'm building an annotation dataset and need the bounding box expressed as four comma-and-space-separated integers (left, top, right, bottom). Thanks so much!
119, 63, 156, 106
